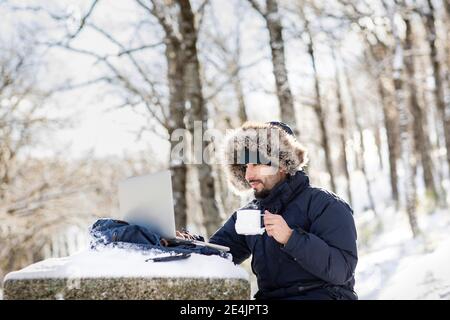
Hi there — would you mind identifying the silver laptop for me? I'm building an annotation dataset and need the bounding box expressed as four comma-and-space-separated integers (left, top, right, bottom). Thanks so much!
118, 170, 229, 252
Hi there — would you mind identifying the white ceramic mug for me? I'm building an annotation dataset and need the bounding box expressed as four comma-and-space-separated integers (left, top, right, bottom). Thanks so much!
235, 209, 265, 235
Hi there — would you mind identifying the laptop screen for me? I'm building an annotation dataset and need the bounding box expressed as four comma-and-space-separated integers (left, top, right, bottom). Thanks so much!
118, 170, 177, 239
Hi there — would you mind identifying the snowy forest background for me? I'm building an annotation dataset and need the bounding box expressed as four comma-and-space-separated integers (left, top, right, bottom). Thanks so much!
1, 0, 450, 299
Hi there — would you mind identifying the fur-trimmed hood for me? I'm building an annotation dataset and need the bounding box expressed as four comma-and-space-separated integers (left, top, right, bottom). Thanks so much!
221, 121, 308, 193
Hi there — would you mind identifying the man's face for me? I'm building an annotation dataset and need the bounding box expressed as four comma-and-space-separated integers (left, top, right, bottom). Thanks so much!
245, 164, 287, 198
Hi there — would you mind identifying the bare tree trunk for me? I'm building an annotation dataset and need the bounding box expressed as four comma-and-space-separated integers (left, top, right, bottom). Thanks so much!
177, 0, 221, 237
424, 0, 450, 174
389, 3, 420, 237
374, 125, 384, 170
331, 47, 352, 205
248, 0, 297, 134
404, 16, 438, 202
305, 20, 336, 192
342, 59, 378, 216
393, 70, 420, 237
152, 5, 188, 230
444, 0, 450, 88
265, 0, 296, 131
380, 79, 401, 205
233, 73, 249, 124
366, 45, 400, 204
418, 51, 448, 206
233, 24, 248, 124
170, 162, 188, 229
352, 131, 363, 172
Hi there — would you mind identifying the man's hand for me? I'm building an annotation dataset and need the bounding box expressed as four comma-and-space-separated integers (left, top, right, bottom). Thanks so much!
263, 210, 293, 245
176, 230, 195, 240
175, 230, 205, 242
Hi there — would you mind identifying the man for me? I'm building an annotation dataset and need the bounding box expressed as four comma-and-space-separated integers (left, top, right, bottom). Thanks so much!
187, 121, 358, 300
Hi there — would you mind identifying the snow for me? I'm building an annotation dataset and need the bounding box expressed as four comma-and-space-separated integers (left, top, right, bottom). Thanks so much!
343, 121, 450, 300
356, 210, 450, 299
4, 246, 249, 281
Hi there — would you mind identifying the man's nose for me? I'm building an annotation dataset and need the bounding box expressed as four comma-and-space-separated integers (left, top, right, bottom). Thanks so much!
245, 164, 256, 181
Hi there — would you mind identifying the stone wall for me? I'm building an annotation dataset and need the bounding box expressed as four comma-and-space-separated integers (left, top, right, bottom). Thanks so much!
4, 277, 250, 300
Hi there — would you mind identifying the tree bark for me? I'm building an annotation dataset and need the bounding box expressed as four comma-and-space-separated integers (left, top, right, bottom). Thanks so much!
366, 44, 401, 204
234, 73, 249, 124
304, 19, 336, 192
331, 47, 352, 205
423, 0, 450, 174
265, 0, 296, 132
374, 124, 384, 170
444, 0, 450, 88
248, 0, 297, 134
418, 49, 448, 206
342, 60, 377, 216
177, 0, 221, 237
155, 5, 188, 230
389, 4, 420, 237
404, 16, 438, 202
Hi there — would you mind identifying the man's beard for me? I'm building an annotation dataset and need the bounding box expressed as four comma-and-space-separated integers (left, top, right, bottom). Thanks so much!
254, 188, 271, 199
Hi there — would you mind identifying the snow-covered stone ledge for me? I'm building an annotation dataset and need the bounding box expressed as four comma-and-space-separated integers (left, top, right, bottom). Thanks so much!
3, 247, 250, 300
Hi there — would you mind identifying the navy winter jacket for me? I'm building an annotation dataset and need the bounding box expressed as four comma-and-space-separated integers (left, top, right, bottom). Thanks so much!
209, 170, 358, 300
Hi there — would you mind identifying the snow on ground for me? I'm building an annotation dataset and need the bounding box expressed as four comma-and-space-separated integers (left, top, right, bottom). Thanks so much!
4, 245, 249, 281
355, 209, 450, 299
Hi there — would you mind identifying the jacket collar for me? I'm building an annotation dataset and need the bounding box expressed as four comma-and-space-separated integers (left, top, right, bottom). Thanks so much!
257, 170, 310, 214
